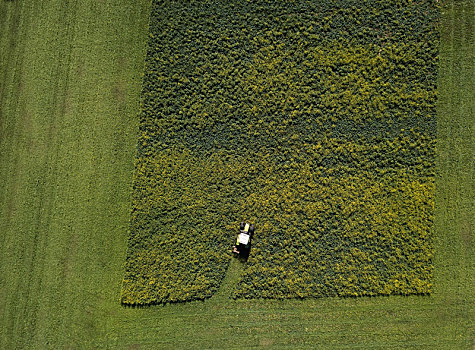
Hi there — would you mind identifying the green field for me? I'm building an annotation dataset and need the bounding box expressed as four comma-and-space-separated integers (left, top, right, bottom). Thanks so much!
0, 0, 473, 348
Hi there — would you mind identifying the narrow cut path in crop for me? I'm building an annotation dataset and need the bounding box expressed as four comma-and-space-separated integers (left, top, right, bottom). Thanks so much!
210, 257, 244, 302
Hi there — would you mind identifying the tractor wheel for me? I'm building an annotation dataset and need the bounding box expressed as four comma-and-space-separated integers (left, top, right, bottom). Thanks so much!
240, 222, 245, 230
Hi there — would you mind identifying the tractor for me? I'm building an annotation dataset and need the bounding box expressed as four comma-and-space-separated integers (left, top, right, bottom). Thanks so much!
232, 222, 254, 259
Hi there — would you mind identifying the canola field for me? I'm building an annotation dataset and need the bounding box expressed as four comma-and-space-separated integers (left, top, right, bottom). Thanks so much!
121, 0, 439, 305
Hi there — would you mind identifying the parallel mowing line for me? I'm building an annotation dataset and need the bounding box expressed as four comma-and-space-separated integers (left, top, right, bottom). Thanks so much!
1, 1, 36, 348
434, 0, 456, 297
0, 1, 25, 251
19, 0, 81, 347
448, 0, 464, 299
43, 0, 81, 347
458, 0, 474, 297
13, 0, 54, 347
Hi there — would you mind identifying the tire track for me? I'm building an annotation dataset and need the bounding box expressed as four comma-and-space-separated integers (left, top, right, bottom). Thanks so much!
0, 1, 37, 348
456, 0, 474, 293
0, 0, 80, 347
18, 0, 79, 345
0, 0, 21, 136
0, 0, 26, 251
20, 0, 80, 347
434, 0, 456, 297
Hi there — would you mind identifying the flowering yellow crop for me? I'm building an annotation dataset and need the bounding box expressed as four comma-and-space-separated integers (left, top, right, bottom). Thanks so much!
121, 0, 438, 305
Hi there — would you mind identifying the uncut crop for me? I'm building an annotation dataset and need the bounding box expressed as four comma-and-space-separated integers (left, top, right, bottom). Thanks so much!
121, 0, 438, 304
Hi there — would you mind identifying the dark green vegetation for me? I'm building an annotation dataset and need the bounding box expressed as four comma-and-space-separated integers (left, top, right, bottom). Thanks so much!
0, 0, 472, 348
122, 0, 438, 304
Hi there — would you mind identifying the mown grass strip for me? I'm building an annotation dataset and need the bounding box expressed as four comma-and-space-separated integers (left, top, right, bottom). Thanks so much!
0, 0, 150, 348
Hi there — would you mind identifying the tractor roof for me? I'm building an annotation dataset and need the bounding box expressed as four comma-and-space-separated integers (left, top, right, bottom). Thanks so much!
238, 232, 250, 245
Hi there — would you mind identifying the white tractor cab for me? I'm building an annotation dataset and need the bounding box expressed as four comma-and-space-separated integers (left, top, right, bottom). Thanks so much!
232, 222, 255, 259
